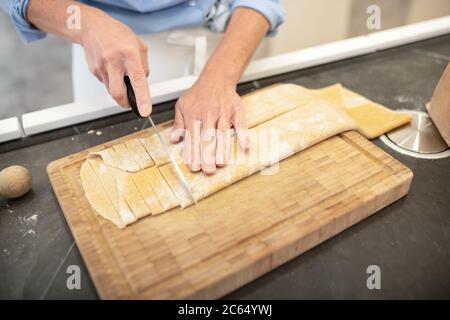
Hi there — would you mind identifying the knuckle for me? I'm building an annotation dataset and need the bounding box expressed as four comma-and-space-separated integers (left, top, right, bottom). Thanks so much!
110, 88, 125, 102
119, 46, 136, 57
141, 43, 148, 54
232, 104, 243, 113
177, 96, 186, 107
203, 107, 219, 120
128, 71, 146, 86
128, 53, 142, 65
101, 50, 119, 65
89, 64, 100, 76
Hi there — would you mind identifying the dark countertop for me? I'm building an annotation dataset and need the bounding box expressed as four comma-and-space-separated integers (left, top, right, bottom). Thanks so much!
1, 35, 449, 300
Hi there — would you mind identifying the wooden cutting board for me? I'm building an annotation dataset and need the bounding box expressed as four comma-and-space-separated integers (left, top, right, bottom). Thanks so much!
47, 122, 413, 299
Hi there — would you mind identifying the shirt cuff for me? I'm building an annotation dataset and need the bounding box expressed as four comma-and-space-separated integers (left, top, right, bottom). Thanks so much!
231, 0, 285, 35
6, 0, 47, 43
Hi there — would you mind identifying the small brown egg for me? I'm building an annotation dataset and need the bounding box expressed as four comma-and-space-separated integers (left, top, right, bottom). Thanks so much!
0, 165, 32, 198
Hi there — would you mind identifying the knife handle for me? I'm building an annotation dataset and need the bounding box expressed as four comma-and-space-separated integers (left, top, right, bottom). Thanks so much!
124, 76, 144, 118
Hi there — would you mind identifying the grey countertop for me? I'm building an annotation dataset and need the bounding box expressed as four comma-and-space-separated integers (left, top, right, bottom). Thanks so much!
1, 35, 449, 300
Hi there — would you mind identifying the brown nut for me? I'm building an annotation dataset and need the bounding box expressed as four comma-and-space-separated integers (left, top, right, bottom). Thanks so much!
0, 165, 32, 198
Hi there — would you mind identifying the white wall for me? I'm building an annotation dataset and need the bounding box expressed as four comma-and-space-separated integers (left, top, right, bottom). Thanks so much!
408, 0, 450, 23
267, 0, 353, 55
266, 0, 450, 56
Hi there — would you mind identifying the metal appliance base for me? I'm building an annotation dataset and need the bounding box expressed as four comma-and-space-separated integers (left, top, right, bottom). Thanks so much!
380, 110, 450, 159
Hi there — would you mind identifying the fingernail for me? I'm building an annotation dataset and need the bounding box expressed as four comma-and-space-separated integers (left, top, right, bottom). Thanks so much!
216, 154, 225, 167
190, 163, 201, 172
216, 161, 226, 168
202, 164, 216, 175
170, 130, 182, 143
244, 137, 250, 150
170, 131, 178, 142
140, 104, 151, 117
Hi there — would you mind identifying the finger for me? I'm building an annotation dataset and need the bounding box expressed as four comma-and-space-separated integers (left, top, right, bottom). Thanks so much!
216, 115, 231, 167
201, 113, 217, 175
95, 65, 109, 88
100, 69, 109, 89
106, 63, 128, 108
184, 119, 202, 172
231, 105, 249, 151
170, 101, 185, 143
84, 51, 104, 83
125, 57, 152, 117
88, 62, 107, 85
139, 40, 150, 77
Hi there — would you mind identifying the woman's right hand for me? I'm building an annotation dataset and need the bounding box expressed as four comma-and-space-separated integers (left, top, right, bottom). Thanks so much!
80, 9, 152, 116
26, 1, 151, 115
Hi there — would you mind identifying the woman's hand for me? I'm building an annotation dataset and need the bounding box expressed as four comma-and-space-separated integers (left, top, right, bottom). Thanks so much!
170, 73, 249, 175
169, 7, 269, 175
80, 9, 152, 116
27, 0, 152, 116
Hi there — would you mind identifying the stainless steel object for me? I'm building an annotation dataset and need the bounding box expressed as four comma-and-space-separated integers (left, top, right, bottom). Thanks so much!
380, 110, 450, 159
386, 110, 448, 154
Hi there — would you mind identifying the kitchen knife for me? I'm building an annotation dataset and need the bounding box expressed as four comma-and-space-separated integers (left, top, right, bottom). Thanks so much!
124, 76, 196, 204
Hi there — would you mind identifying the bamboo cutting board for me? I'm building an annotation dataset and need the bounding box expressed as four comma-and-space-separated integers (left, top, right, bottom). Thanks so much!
47, 122, 413, 299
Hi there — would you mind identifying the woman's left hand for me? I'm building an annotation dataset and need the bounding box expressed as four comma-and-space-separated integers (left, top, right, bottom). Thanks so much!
170, 73, 249, 175
169, 7, 270, 175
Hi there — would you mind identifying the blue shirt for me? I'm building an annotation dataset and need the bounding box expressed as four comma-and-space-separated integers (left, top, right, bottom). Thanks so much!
1, 0, 285, 43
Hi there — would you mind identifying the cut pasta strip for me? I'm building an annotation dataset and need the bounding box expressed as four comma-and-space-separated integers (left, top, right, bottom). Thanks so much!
89, 147, 122, 169
80, 161, 125, 228
88, 157, 136, 225
125, 138, 155, 169
140, 130, 184, 167
130, 169, 165, 215
113, 143, 141, 172
159, 164, 193, 209
145, 167, 179, 212
107, 165, 151, 219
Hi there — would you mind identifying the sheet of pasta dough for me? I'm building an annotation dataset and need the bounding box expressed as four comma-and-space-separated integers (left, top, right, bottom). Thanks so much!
309, 84, 412, 139
160, 100, 357, 208
80, 82, 410, 229
90, 84, 411, 173
82, 85, 355, 228
139, 84, 314, 167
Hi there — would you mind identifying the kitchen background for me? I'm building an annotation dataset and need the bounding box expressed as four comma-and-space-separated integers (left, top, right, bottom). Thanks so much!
1, 0, 449, 119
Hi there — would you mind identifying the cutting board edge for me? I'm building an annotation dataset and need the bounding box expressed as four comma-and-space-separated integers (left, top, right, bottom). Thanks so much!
47, 162, 137, 299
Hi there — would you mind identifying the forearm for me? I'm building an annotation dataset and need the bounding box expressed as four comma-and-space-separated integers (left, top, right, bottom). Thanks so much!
201, 7, 270, 85
26, 0, 101, 44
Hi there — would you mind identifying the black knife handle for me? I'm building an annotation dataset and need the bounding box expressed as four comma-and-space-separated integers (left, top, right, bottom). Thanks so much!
124, 75, 144, 118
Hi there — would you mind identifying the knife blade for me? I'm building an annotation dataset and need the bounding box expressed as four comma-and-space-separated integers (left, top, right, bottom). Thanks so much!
124, 76, 196, 204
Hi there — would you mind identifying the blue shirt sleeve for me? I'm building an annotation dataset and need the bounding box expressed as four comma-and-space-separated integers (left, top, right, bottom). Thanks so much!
0, 0, 47, 43
231, 0, 285, 35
